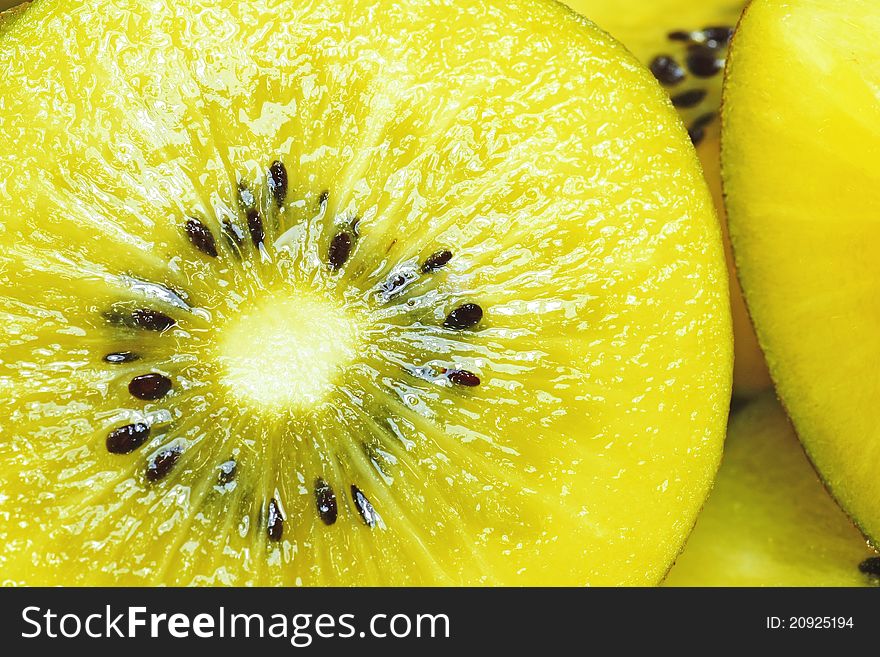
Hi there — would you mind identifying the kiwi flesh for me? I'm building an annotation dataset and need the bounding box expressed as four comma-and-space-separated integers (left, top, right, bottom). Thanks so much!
0, 0, 731, 585
665, 394, 879, 587
564, 0, 771, 399
723, 0, 880, 547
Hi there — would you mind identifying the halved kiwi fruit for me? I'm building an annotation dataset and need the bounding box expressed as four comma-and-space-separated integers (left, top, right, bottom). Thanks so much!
0, 0, 731, 585
723, 0, 880, 545
665, 394, 879, 587
565, 0, 771, 398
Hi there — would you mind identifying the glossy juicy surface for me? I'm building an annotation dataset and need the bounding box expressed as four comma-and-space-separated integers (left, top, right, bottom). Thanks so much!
565, 0, 770, 398
0, 0, 731, 585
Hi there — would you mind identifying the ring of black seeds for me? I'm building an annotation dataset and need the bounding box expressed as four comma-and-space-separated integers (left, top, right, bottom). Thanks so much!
97, 158, 500, 546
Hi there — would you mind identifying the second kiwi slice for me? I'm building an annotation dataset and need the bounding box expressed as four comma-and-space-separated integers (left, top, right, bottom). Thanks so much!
0, 0, 731, 585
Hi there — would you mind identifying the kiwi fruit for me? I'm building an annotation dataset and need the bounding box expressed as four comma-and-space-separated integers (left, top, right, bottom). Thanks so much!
564, 0, 771, 399
0, 0, 731, 585
665, 394, 879, 587
723, 0, 880, 547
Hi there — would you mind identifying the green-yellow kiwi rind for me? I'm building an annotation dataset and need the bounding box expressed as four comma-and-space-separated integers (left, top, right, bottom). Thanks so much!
0, 2, 29, 30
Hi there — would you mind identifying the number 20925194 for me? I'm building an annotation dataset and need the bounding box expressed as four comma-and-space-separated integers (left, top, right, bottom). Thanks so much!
766, 616, 854, 630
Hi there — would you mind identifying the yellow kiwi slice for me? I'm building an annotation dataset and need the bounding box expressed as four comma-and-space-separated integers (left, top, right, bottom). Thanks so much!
0, 0, 731, 585
665, 394, 879, 587
724, 0, 880, 545
565, 0, 770, 398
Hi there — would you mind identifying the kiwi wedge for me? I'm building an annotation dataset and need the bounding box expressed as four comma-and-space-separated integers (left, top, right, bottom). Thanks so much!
565, 0, 770, 399
0, 0, 731, 585
723, 0, 880, 546
665, 394, 879, 587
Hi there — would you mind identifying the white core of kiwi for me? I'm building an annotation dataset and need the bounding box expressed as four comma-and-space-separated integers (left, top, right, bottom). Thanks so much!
217, 293, 360, 410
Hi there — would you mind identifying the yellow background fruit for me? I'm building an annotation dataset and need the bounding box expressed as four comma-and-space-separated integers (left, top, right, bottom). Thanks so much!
666, 394, 878, 587
724, 0, 880, 545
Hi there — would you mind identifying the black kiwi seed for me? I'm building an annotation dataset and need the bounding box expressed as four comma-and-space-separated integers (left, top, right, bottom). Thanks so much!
667, 30, 692, 42
685, 46, 723, 78
315, 478, 338, 526
247, 209, 264, 247
351, 485, 377, 528
701, 26, 733, 48
691, 111, 717, 131
106, 422, 150, 454
218, 459, 237, 485
146, 446, 182, 483
443, 303, 483, 330
688, 112, 717, 146
238, 182, 256, 211
267, 498, 284, 541
382, 273, 409, 298
318, 190, 329, 207
267, 160, 288, 208
421, 249, 453, 273
858, 557, 880, 577
128, 373, 172, 401
447, 369, 481, 387
130, 309, 176, 332
184, 218, 218, 258
328, 231, 353, 269
222, 219, 245, 249
670, 89, 707, 109
649, 55, 686, 86
104, 351, 140, 364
